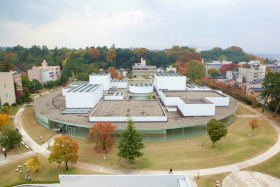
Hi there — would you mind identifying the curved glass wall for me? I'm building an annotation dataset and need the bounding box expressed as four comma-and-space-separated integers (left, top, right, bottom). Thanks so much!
34, 109, 238, 142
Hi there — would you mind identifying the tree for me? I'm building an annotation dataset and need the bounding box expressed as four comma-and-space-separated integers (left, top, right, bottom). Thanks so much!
117, 118, 144, 163
134, 48, 148, 62
21, 75, 31, 88
128, 73, 133, 79
206, 118, 227, 147
88, 48, 100, 60
110, 68, 118, 79
219, 64, 237, 75
249, 118, 259, 134
0, 113, 10, 130
208, 68, 219, 76
29, 79, 42, 92
186, 61, 195, 79
59, 73, 68, 84
0, 62, 14, 72
0, 129, 22, 148
261, 72, 275, 112
116, 75, 124, 80
27, 155, 42, 172
106, 49, 117, 63
194, 63, 206, 80
2, 105, 11, 115
88, 121, 117, 151
48, 135, 79, 170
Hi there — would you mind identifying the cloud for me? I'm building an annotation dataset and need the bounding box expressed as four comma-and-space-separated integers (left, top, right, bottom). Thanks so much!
1, 7, 147, 49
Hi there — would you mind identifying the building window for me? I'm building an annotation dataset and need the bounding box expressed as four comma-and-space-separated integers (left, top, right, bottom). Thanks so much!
4, 84, 6, 88
5, 93, 8, 97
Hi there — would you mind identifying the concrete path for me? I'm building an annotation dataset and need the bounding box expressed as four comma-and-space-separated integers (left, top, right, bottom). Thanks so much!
223, 171, 280, 187
1, 99, 280, 183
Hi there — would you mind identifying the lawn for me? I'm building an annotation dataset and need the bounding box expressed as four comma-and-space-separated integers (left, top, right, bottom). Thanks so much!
0, 118, 29, 155
195, 172, 231, 187
21, 106, 56, 145
10, 104, 23, 116
237, 104, 257, 115
74, 116, 278, 171
242, 152, 280, 179
255, 107, 280, 122
0, 155, 107, 187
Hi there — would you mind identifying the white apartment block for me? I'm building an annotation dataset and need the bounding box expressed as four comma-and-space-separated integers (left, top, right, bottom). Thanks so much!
0, 72, 16, 107
28, 60, 60, 84
238, 65, 266, 83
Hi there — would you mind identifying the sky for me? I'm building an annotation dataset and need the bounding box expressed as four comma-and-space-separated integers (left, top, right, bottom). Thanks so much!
0, 0, 280, 54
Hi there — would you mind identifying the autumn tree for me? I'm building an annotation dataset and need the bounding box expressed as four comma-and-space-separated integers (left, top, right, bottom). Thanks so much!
48, 135, 79, 170
88, 121, 117, 152
117, 118, 144, 163
228, 46, 243, 52
2, 105, 11, 115
249, 55, 258, 60
212, 47, 221, 51
166, 46, 182, 59
27, 155, 42, 172
134, 48, 148, 62
219, 63, 237, 75
116, 75, 124, 80
206, 118, 227, 147
0, 62, 14, 72
106, 49, 117, 63
249, 118, 259, 134
208, 68, 219, 76
110, 68, 118, 79
88, 48, 100, 60
0, 113, 10, 130
0, 129, 22, 148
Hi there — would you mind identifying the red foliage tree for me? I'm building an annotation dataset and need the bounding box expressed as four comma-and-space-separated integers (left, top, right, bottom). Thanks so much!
249, 55, 258, 60
88, 48, 100, 60
212, 47, 221, 51
116, 75, 124, 80
228, 46, 243, 52
88, 121, 117, 152
219, 64, 237, 75
110, 68, 118, 79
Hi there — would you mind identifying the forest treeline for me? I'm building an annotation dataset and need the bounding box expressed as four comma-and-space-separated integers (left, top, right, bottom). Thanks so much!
0, 45, 272, 79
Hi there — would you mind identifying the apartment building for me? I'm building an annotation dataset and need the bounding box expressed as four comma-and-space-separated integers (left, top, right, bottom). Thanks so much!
132, 58, 156, 78
28, 60, 60, 84
11, 71, 23, 99
238, 65, 266, 83
0, 72, 16, 108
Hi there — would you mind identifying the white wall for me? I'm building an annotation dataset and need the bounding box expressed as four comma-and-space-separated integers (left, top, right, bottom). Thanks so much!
104, 93, 124, 100
65, 85, 103, 108
177, 99, 215, 116
89, 74, 111, 90
59, 175, 191, 187
41, 70, 53, 83
62, 88, 72, 96
129, 85, 153, 93
205, 96, 229, 106
90, 116, 167, 122
154, 75, 186, 90
110, 81, 127, 89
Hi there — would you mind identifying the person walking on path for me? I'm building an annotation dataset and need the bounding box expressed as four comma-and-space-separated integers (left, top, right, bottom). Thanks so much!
4, 152, 7, 158
169, 167, 173, 174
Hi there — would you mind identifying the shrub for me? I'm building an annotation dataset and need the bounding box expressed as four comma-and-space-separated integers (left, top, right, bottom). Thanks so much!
11, 103, 17, 106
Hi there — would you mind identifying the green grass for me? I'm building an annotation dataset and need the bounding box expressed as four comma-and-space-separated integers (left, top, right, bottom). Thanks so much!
237, 104, 257, 115
0, 155, 107, 187
10, 105, 23, 116
21, 106, 56, 145
195, 172, 231, 187
242, 152, 280, 179
0, 118, 29, 155
75, 116, 277, 171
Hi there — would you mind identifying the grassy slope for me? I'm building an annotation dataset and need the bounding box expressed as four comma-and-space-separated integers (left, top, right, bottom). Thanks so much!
21, 106, 56, 145
76, 116, 277, 170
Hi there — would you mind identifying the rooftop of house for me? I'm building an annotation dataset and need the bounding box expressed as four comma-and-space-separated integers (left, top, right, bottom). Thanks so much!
92, 100, 165, 117
67, 84, 101, 93
250, 88, 265, 92
162, 90, 225, 97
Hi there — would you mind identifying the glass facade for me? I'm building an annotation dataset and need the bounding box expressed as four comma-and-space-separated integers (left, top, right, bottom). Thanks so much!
34, 109, 238, 142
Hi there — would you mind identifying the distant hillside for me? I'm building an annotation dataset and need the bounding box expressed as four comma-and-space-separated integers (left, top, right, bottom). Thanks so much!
0, 47, 7, 51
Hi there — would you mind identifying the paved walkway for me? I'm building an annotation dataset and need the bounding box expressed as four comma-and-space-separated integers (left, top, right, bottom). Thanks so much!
1, 100, 280, 181
223, 171, 280, 187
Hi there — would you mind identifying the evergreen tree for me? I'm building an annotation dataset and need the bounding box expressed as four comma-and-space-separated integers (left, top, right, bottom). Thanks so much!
0, 129, 22, 148
186, 61, 195, 79
194, 63, 206, 80
117, 118, 144, 163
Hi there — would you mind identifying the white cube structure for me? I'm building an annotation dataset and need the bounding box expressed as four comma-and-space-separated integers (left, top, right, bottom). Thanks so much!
129, 83, 153, 93
178, 98, 215, 116
89, 74, 111, 90
110, 79, 128, 89
65, 84, 103, 108
154, 74, 186, 91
